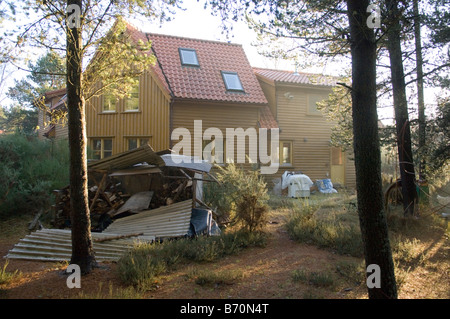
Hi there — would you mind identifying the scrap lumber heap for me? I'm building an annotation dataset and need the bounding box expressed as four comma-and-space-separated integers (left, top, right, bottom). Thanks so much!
51, 168, 195, 231
5, 145, 223, 263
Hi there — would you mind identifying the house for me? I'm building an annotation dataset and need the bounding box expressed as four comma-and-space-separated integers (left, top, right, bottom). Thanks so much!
37, 21, 355, 188
37, 88, 67, 139
253, 68, 356, 187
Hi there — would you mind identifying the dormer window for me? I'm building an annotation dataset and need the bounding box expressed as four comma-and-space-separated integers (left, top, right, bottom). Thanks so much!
221, 71, 244, 92
179, 48, 199, 67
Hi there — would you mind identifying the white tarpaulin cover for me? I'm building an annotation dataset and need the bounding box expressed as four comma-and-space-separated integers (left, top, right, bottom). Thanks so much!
281, 171, 314, 190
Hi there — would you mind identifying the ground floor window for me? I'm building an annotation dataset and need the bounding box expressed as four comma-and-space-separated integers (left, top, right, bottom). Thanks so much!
127, 137, 150, 150
280, 141, 293, 166
91, 138, 113, 159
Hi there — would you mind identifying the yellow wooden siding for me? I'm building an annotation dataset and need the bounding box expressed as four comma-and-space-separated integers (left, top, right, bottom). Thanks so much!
272, 86, 356, 187
85, 70, 170, 155
54, 122, 68, 140
171, 102, 261, 166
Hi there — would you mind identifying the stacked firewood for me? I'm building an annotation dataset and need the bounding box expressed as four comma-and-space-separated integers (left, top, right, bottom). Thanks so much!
51, 181, 129, 230
149, 178, 193, 209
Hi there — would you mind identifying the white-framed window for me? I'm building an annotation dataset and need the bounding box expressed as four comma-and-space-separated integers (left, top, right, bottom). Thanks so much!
91, 138, 113, 159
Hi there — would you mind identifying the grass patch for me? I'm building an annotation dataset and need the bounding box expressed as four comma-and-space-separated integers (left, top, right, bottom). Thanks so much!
0, 261, 22, 285
292, 267, 335, 288
285, 200, 363, 257
76, 282, 144, 299
187, 268, 245, 287
117, 230, 267, 291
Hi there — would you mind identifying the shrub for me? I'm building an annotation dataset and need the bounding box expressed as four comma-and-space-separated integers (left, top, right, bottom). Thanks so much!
0, 133, 69, 219
204, 163, 269, 232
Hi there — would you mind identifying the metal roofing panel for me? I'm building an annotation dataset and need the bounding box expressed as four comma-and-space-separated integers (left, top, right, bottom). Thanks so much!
5, 229, 154, 262
103, 200, 193, 239
88, 143, 166, 172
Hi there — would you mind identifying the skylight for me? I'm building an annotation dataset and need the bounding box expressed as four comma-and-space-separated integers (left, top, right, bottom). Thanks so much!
221, 71, 244, 92
179, 48, 199, 66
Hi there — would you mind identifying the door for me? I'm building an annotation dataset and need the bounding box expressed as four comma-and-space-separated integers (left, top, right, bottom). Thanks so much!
330, 147, 345, 185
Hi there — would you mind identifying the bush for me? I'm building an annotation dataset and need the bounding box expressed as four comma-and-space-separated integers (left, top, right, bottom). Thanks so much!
204, 163, 269, 232
0, 133, 69, 219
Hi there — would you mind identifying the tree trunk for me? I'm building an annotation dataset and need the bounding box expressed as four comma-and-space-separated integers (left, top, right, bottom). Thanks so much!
386, 0, 418, 217
346, 0, 397, 299
413, 0, 426, 182
66, 0, 96, 274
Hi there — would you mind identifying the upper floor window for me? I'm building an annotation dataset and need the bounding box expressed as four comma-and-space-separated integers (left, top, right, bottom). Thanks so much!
103, 91, 117, 112
125, 80, 140, 112
221, 71, 244, 92
179, 48, 199, 67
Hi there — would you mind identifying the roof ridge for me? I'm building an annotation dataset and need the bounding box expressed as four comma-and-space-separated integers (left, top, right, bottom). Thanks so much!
253, 66, 323, 77
145, 32, 243, 47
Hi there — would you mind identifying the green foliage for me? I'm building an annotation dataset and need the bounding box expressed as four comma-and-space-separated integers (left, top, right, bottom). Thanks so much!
316, 82, 354, 152
285, 202, 364, 257
6, 51, 66, 107
0, 261, 22, 285
0, 105, 37, 135
204, 163, 270, 232
0, 133, 70, 218
117, 230, 267, 290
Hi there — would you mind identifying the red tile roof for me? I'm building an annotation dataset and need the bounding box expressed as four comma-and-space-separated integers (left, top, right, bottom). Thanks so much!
259, 105, 278, 129
142, 31, 268, 105
253, 67, 337, 87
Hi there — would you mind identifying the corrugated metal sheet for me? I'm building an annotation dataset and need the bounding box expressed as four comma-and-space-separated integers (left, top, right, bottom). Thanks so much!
104, 200, 193, 239
5, 229, 155, 262
88, 143, 166, 172
5, 200, 194, 262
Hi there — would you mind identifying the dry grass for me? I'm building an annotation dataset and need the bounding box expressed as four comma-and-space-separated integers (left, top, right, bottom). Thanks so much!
0, 192, 448, 299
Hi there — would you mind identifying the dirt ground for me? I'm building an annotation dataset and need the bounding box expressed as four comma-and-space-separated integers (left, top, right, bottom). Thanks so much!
0, 211, 448, 300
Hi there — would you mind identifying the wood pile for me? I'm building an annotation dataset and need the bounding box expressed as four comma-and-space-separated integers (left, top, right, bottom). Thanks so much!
51, 179, 128, 230
51, 173, 194, 231
150, 178, 193, 209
